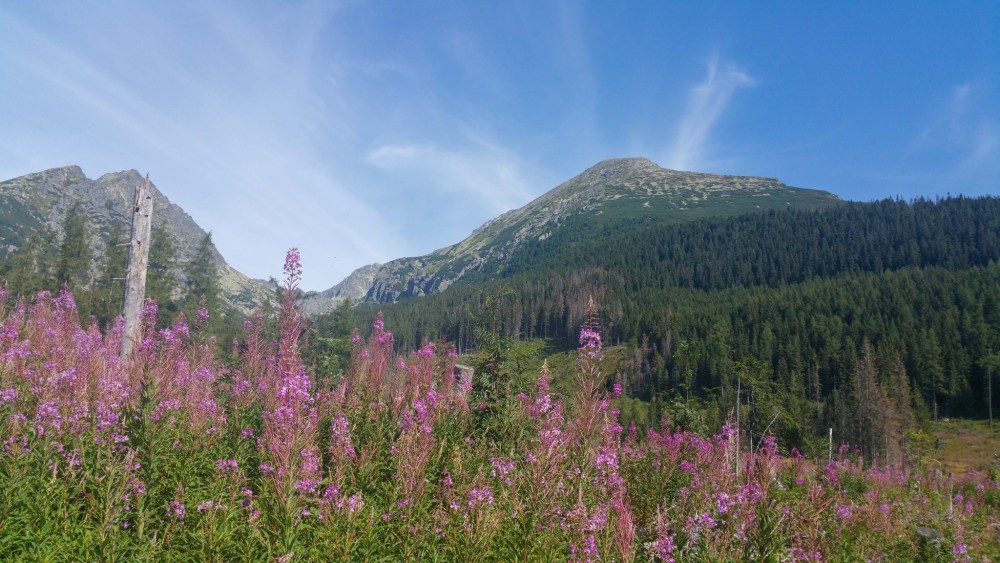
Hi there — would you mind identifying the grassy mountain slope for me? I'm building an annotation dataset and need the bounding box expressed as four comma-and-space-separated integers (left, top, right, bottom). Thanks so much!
329, 196, 1000, 427
304, 158, 841, 312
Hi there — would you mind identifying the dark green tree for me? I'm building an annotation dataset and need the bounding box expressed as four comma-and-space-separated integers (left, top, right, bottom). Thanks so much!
148, 226, 180, 321
1, 229, 55, 297
93, 222, 129, 329
184, 233, 220, 317
304, 298, 357, 382
54, 201, 93, 292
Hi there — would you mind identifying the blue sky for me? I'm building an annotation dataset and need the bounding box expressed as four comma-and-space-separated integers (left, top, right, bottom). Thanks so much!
1, 1, 997, 290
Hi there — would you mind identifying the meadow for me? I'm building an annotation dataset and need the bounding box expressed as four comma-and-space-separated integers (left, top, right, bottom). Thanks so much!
0, 251, 996, 561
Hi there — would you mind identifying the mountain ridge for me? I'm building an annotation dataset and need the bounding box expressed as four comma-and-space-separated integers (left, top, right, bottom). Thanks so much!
303, 157, 841, 313
1, 159, 842, 317
0, 165, 269, 314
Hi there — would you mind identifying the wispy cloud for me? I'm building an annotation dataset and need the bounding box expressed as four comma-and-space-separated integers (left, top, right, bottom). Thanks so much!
915, 84, 974, 147
366, 138, 539, 217
915, 83, 999, 185
0, 3, 406, 288
666, 56, 753, 171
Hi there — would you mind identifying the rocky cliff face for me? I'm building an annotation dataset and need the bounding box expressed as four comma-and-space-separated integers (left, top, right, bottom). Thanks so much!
300, 262, 383, 315
303, 157, 841, 310
0, 166, 269, 314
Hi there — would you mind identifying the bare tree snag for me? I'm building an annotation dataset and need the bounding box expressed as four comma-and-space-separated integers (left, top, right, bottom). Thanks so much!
120, 174, 153, 357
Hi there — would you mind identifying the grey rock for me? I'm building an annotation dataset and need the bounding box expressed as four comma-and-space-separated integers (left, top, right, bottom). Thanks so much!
0, 166, 269, 314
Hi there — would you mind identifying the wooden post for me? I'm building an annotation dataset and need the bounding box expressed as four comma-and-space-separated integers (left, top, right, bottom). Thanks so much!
120, 175, 153, 357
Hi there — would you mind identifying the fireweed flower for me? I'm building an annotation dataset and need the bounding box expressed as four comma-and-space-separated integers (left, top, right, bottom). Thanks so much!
345, 493, 364, 513
329, 413, 357, 462
215, 459, 239, 475
168, 500, 186, 521
835, 504, 852, 521
654, 530, 676, 563
259, 249, 321, 502
352, 313, 395, 400
467, 486, 494, 508
194, 306, 210, 326
196, 500, 228, 512
490, 457, 516, 485
393, 389, 440, 503
529, 364, 554, 419
578, 328, 603, 361
688, 511, 717, 533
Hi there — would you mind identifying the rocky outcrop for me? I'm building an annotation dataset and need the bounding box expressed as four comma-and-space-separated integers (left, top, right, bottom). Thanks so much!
300, 262, 383, 315
0, 166, 269, 314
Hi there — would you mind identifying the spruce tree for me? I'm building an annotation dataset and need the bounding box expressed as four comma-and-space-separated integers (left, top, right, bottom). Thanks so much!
93, 222, 129, 328
55, 201, 92, 292
2, 230, 47, 297
147, 226, 180, 321
184, 232, 220, 317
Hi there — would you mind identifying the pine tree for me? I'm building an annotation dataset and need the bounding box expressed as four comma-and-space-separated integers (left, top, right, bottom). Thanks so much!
884, 351, 916, 463
55, 201, 92, 293
849, 340, 894, 463
147, 226, 179, 321
184, 233, 220, 316
915, 328, 946, 421
93, 222, 129, 329
1, 230, 50, 297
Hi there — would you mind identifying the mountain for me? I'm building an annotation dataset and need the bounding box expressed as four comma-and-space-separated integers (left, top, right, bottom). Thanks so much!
303, 157, 841, 313
339, 195, 1000, 428
0, 166, 268, 314
300, 263, 382, 316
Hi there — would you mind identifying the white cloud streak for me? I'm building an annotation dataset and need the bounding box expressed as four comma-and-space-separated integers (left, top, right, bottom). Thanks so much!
366, 140, 538, 217
915, 83, 999, 185
0, 3, 412, 288
0, 2, 574, 288
666, 56, 753, 171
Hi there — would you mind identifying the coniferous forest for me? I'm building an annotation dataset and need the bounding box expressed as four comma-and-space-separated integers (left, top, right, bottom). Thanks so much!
320, 197, 1000, 456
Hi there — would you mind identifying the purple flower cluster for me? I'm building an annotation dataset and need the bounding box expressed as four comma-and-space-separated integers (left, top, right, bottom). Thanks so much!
3, 271, 998, 560
467, 486, 494, 508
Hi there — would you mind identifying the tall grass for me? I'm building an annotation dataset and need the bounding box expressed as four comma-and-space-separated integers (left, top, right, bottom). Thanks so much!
0, 255, 997, 561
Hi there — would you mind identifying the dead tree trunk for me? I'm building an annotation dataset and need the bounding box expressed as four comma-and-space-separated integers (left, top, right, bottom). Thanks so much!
120, 175, 153, 357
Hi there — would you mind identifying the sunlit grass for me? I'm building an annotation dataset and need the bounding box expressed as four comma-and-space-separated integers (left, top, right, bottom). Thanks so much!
930, 419, 1000, 475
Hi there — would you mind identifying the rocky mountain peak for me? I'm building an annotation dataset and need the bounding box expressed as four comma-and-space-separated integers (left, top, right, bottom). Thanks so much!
302, 157, 841, 311
578, 157, 660, 182
13, 165, 87, 190
0, 166, 269, 314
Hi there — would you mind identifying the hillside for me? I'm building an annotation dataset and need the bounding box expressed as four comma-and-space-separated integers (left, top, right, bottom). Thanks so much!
303, 158, 841, 313
323, 196, 1000, 448
0, 166, 269, 314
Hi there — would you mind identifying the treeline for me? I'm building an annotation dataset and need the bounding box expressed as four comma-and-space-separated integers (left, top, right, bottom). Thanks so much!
490, 195, 1000, 291
0, 200, 224, 330
318, 197, 1000, 452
